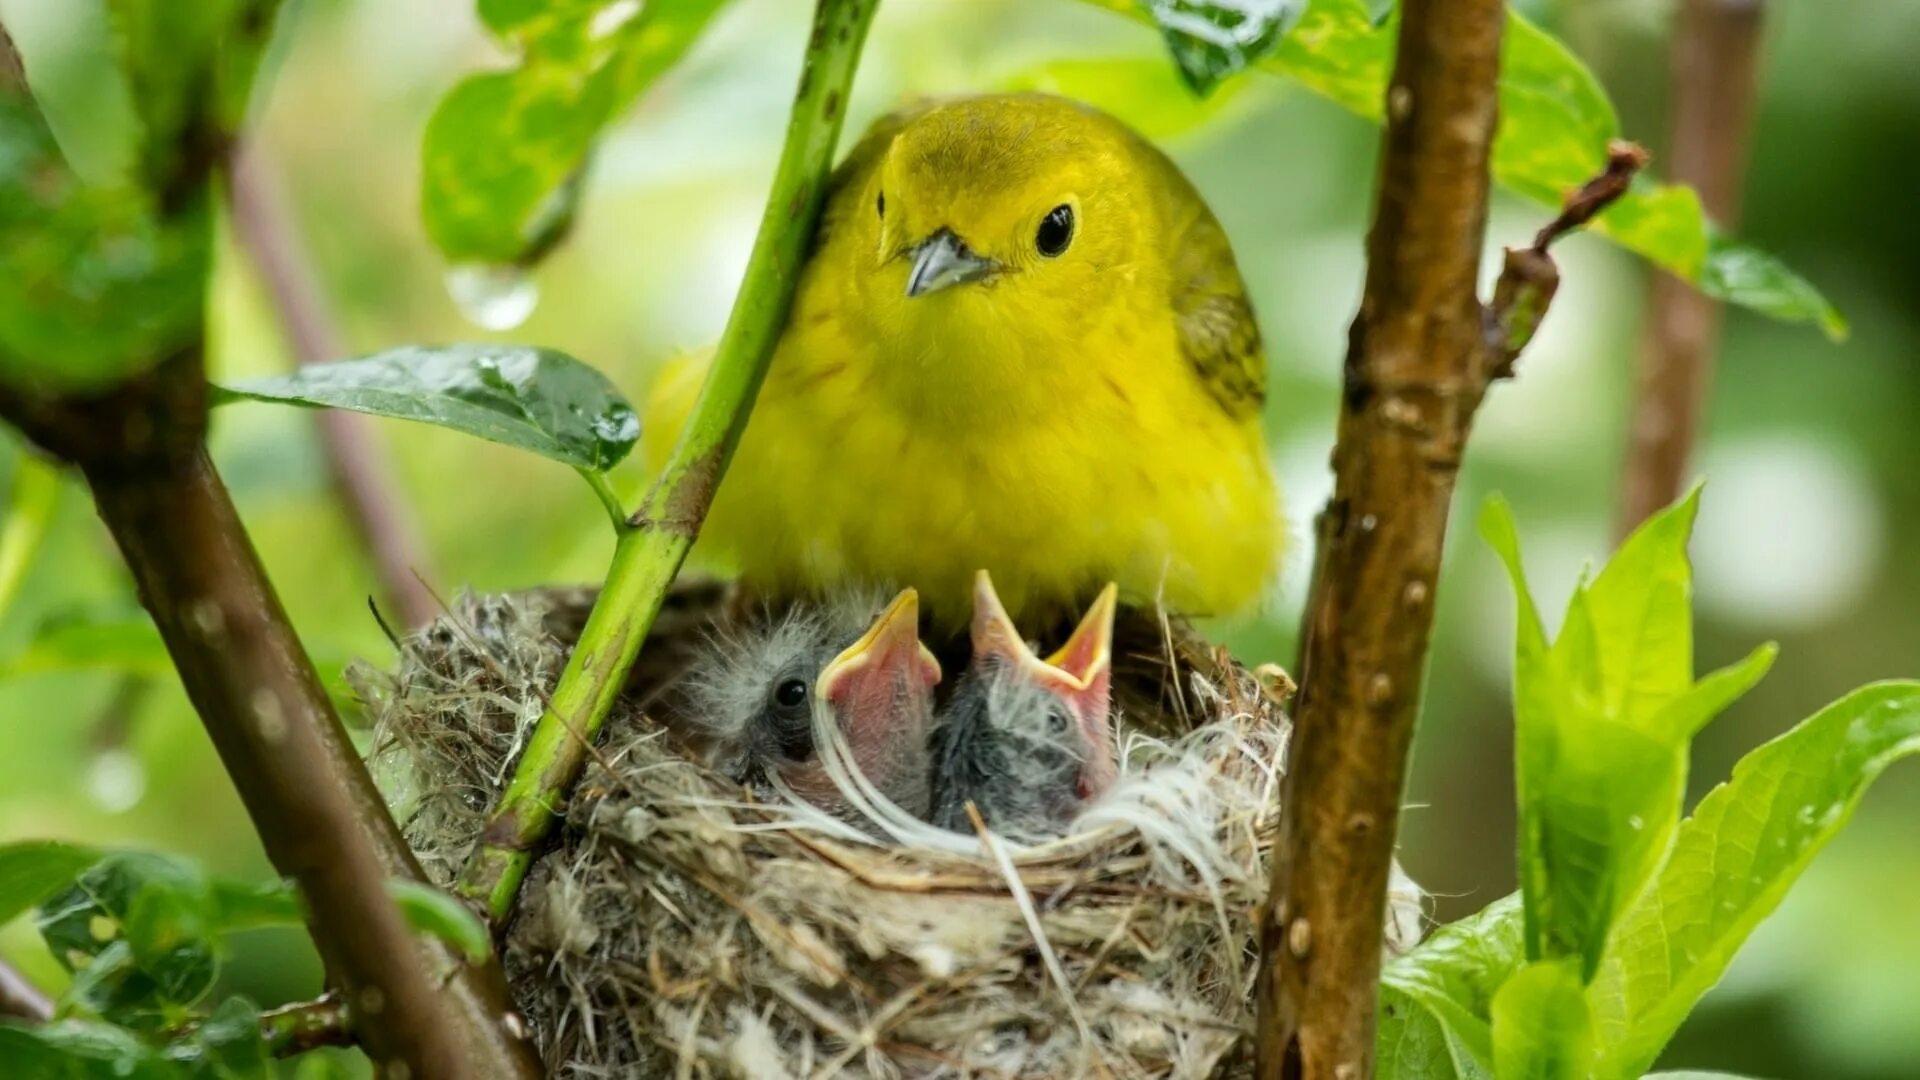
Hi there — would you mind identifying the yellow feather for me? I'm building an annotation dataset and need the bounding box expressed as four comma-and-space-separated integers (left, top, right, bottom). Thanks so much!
644, 94, 1283, 624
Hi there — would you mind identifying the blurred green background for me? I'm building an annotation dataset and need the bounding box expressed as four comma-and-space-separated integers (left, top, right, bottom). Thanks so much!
1, 1, 1915, 1076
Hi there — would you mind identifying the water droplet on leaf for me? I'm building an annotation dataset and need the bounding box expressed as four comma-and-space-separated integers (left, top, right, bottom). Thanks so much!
446, 264, 539, 331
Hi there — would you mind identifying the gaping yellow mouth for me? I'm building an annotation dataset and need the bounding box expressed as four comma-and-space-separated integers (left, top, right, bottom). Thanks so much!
817, 588, 942, 706
969, 571, 1116, 694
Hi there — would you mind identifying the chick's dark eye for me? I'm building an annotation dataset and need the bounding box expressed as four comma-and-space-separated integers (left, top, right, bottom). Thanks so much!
1036, 204, 1074, 257
876, 191, 885, 218
774, 678, 809, 709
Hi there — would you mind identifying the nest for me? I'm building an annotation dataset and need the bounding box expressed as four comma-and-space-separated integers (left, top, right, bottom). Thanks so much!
355, 586, 1425, 1078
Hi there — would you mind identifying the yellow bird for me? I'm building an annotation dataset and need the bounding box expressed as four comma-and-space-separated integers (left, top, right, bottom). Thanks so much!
644, 93, 1281, 624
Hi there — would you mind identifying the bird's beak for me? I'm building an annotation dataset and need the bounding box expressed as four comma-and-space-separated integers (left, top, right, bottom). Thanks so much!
970, 573, 1117, 698
970, 572, 1119, 796
905, 229, 995, 297
818, 589, 942, 739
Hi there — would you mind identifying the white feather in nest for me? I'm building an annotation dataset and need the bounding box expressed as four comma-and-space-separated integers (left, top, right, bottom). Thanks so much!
360, 589, 1427, 1077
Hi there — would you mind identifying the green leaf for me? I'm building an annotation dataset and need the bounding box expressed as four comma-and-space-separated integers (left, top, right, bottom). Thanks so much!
1480, 492, 1774, 979
1083, 0, 1842, 336
1588, 681, 1920, 1077
1700, 232, 1848, 340
0, 90, 211, 393
387, 880, 489, 962
213, 345, 640, 472
421, 0, 730, 265
161, 996, 270, 1078
38, 853, 221, 1022
1376, 894, 1525, 1080
1133, 0, 1306, 94
105, 1, 285, 191
0, 1019, 184, 1079
0, 841, 102, 926
207, 881, 303, 932
1490, 960, 1592, 1080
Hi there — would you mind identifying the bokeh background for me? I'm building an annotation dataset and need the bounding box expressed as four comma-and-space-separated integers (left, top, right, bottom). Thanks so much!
2, 1, 1915, 1076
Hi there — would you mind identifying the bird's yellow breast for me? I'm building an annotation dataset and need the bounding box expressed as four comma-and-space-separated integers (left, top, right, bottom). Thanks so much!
641, 94, 1283, 625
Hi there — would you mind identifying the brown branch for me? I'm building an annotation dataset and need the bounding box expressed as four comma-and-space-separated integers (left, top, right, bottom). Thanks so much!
1254, 0, 1506, 1075
227, 143, 442, 627
0, 957, 53, 1022
1616, 0, 1766, 536
1489, 142, 1649, 379
173, 993, 353, 1057
0, 40, 537, 1076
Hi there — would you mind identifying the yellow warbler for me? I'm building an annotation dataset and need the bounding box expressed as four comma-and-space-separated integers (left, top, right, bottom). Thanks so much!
644, 93, 1281, 624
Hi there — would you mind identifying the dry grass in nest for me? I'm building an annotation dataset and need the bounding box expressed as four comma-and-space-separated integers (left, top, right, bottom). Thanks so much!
354, 585, 1425, 1078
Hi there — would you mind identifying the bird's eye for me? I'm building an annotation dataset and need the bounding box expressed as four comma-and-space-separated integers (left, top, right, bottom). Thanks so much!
774, 678, 809, 710
1036, 204, 1074, 257
876, 191, 885, 218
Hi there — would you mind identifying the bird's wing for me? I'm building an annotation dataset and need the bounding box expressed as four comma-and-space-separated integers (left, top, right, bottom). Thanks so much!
1127, 130, 1268, 421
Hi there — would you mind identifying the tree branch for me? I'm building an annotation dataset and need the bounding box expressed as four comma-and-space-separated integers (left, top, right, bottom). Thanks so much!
0, 28, 536, 1075
0, 957, 52, 1022
1616, 0, 1766, 536
227, 143, 442, 627
1253, 3, 1634, 1076
456, 0, 880, 924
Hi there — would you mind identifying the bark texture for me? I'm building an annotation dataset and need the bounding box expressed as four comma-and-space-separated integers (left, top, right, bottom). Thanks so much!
1255, 1, 1508, 1076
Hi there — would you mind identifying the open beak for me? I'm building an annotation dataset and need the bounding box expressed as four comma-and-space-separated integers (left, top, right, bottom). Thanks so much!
970, 572, 1119, 796
817, 589, 942, 740
969, 573, 1117, 701
906, 229, 995, 297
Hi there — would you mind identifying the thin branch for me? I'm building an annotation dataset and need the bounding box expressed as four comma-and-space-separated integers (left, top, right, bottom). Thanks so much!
577, 466, 631, 532
456, 0, 881, 924
1617, 0, 1767, 536
1489, 142, 1650, 378
256, 994, 353, 1056
1255, 1, 1508, 1075
0, 34, 537, 1075
0, 957, 53, 1023
227, 143, 443, 627
1256, 36, 1647, 1078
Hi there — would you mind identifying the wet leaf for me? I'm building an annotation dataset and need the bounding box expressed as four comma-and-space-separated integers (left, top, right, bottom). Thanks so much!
214, 344, 640, 472
1084, 0, 1844, 336
422, 0, 731, 265
1588, 681, 1920, 1077
1481, 491, 1775, 977
1134, 0, 1306, 94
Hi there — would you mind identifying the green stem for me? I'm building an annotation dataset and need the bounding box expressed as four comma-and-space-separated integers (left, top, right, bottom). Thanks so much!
576, 467, 630, 533
456, 0, 880, 923
0, 453, 60, 621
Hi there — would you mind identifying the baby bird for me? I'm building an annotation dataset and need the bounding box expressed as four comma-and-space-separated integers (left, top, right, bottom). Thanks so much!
928, 571, 1118, 839
644, 93, 1282, 626
683, 589, 939, 823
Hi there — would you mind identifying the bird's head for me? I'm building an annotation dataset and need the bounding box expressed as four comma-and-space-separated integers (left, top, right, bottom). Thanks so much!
852, 96, 1160, 400
968, 570, 1119, 798
685, 590, 939, 819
